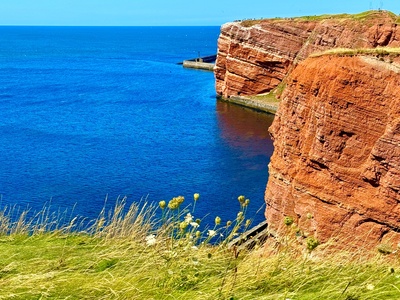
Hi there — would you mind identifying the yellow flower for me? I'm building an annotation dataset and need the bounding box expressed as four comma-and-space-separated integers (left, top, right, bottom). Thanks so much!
176, 196, 185, 204
237, 195, 245, 204
245, 219, 251, 227
159, 200, 166, 209
168, 196, 184, 210
168, 199, 179, 210
215, 216, 221, 225
179, 221, 188, 231
193, 193, 200, 201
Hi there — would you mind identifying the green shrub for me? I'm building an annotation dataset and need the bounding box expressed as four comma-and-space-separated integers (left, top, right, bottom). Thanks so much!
283, 216, 294, 226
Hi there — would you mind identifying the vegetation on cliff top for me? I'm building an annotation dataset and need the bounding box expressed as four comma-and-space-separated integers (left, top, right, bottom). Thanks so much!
310, 47, 400, 58
240, 10, 399, 27
0, 197, 400, 299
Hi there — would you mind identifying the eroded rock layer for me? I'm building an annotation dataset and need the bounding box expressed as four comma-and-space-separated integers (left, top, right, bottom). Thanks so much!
265, 55, 400, 249
215, 11, 400, 98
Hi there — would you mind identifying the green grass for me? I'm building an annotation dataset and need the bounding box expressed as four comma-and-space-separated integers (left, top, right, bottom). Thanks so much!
240, 10, 399, 27
310, 47, 400, 58
247, 82, 286, 104
0, 197, 399, 299
294, 10, 397, 22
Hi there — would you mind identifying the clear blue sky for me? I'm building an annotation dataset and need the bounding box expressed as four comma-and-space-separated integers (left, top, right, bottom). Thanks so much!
1, 0, 400, 26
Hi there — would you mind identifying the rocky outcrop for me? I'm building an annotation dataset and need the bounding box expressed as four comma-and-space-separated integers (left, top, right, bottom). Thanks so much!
265, 54, 400, 249
215, 11, 400, 99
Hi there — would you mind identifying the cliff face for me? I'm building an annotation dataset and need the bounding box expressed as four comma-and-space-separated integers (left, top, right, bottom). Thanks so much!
215, 11, 400, 98
265, 54, 400, 248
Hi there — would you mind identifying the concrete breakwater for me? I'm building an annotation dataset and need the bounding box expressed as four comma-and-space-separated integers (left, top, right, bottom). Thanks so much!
180, 54, 216, 71
218, 95, 279, 115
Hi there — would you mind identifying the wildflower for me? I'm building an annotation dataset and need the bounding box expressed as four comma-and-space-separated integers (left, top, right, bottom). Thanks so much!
366, 283, 375, 290
237, 211, 244, 220
184, 213, 193, 223
306, 236, 319, 251
168, 199, 179, 210
193, 193, 200, 201
190, 222, 199, 228
237, 195, 245, 204
284, 216, 294, 226
226, 220, 232, 227
195, 218, 201, 225
145, 234, 156, 246
215, 216, 221, 225
168, 196, 184, 210
245, 219, 251, 227
243, 199, 250, 207
179, 221, 189, 231
195, 230, 201, 238
159, 200, 166, 209
208, 230, 216, 237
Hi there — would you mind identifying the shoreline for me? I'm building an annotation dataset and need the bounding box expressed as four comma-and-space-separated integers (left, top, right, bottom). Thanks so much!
217, 95, 279, 115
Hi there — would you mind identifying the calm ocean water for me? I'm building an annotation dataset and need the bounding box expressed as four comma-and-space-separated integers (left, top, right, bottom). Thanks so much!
0, 26, 274, 227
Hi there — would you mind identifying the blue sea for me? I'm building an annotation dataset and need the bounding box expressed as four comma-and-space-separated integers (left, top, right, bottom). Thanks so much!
0, 26, 274, 227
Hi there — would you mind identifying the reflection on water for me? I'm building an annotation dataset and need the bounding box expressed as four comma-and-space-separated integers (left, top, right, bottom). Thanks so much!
214, 100, 275, 224
216, 100, 275, 158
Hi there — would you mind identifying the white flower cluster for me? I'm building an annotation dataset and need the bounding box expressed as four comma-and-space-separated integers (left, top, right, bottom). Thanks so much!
185, 213, 199, 228
145, 234, 156, 246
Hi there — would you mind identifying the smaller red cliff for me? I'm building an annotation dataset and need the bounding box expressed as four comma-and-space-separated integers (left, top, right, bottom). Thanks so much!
265, 54, 400, 249
215, 11, 400, 99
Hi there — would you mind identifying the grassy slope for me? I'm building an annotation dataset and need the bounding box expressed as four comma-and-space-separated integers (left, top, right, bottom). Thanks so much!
310, 47, 400, 58
0, 200, 400, 299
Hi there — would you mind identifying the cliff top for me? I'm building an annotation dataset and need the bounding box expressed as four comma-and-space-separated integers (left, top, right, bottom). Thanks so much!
240, 10, 399, 27
216, 8, 400, 99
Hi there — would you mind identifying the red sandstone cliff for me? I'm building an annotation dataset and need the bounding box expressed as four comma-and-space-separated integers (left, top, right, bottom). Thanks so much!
265, 54, 400, 249
215, 11, 400, 99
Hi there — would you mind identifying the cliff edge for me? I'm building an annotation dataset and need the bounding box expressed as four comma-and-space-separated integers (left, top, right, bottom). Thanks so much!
215, 10, 400, 99
266, 52, 400, 249
215, 10, 400, 250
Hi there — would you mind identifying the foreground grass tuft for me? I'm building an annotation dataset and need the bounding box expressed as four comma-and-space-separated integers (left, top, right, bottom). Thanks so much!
0, 196, 399, 299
